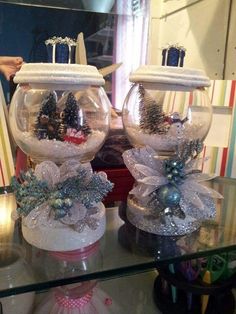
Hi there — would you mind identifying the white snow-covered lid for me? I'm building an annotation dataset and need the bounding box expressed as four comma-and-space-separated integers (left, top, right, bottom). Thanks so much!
130, 65, 210, 89
14, 63, 105, 88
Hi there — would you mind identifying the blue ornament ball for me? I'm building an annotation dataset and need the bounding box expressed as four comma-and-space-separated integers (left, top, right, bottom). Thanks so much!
169, 160, 178, 168
55, 208, 67, 219
157, 184, 181, 207
176, 161, 184, 169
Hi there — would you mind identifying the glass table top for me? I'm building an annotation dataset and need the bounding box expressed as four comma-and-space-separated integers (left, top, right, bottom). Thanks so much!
1, 176, 236, 297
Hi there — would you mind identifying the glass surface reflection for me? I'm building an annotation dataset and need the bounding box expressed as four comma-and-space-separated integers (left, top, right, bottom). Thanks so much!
0, 177, 235, 298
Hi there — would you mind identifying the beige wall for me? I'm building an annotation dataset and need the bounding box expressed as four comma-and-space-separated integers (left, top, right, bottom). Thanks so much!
147, 0, 235, 79
224, 0, 236, 79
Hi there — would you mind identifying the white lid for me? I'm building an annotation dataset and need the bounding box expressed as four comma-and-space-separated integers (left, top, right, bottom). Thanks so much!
130, 65, 210, 89
14, 63, 105, 88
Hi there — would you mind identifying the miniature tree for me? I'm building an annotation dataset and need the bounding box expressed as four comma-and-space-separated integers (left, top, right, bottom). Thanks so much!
80, 119, 92, 136
63, 92, 79, 130
62, 92, 91, 137
35, 92, 61, 140
138, 84, 146, 131
138, 85, 169, 135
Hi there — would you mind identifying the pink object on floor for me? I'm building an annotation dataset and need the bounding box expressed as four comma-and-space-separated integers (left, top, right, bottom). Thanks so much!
55, 291, 93, 309
34, 286, 119, 314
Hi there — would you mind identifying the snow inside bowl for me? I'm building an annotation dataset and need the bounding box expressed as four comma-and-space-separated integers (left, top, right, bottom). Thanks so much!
10, 63, 111, 164
122, 65, 212, 156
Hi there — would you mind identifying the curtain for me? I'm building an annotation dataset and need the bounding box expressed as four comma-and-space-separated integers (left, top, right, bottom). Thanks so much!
112, 0, 150, 110
0, 82, 15, 187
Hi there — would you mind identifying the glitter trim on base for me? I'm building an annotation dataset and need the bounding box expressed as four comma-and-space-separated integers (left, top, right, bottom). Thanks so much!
127, 196, 202, 236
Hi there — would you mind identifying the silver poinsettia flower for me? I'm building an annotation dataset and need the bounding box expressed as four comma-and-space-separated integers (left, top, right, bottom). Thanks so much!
123, 146, 223, 222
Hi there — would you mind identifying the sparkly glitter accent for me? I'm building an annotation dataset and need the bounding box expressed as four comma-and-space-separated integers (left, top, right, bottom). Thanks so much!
123, 146, 221, 235
45, 37, 77, 46
127, 196, 201, 236
22, 203, 106, 251
11, 160, 113, 233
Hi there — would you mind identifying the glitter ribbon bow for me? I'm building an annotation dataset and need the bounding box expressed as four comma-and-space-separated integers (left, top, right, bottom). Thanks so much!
11, 160, 113, 232
123, 144, 223, 222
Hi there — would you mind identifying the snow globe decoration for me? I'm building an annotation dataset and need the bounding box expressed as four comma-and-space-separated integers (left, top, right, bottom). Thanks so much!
10, 65, 109, 165
9, 36, 113, 251
122, 45, 222, 236
123, 46, 212, 155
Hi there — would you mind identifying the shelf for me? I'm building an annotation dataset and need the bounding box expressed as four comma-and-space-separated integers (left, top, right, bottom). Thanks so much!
1, 177, 236, 298
0, 0, 85, 11
0, 0, 145, 15
85, 27, 114, 43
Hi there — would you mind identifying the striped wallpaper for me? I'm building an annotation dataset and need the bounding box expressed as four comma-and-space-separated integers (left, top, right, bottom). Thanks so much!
202, 80, 236, 178
162, 80, 236, 178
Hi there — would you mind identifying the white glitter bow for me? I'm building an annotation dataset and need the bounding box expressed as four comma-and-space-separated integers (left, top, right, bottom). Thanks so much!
123, 147, 223, 220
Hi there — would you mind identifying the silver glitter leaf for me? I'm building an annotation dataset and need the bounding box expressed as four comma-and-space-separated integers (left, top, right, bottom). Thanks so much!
135, 164, 161, 177
123, 146, 163, 180
88, 206, 99, 215
60, 202, 87, 225
130, 184, 157, 198
180, 183, 205, 211
59, 160, 93, 182
74, 220, 86, 233
188, 172, 218, 182
138, 176, 167, 186
163, 215, 178, 230
123, 149, 144, 180
163, 207, 172, 215
23, 203, 51, 228
72, 215, 99, 233
187, 181, 223, 199
171, 206, 186, 219
35, 161, 60, 188
86, 217, 99, 230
